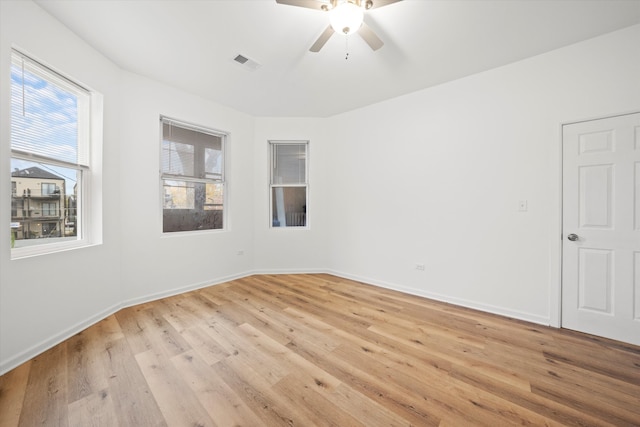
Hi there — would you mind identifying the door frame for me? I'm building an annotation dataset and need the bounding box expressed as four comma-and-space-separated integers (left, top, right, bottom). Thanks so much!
554, 110, 640, 330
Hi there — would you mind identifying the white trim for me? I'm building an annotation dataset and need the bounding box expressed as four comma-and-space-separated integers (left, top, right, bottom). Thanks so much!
160, 115, 229, 140
559, 109, 640, 127
549, 121, 564, 328
10, 240, 101, 260
11, 48, 91, 93
249, 268, 328, 275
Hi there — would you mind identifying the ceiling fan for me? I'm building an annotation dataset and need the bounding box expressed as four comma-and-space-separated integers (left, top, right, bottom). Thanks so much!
275, 0, 402, 52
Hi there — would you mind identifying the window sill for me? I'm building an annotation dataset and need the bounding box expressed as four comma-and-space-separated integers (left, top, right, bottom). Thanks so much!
11, 239, 99, 260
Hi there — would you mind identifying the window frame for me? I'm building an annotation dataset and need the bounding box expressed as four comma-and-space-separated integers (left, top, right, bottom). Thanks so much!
159, 116, 228, 235
9, 49, 101, 259
268, 140, 309, 229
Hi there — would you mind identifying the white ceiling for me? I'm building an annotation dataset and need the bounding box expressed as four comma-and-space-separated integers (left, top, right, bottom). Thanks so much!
35, 0, 640, 117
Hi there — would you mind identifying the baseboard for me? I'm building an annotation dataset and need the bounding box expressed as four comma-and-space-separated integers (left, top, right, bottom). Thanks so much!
328, 269, 551, 327
250, 267, 330, 275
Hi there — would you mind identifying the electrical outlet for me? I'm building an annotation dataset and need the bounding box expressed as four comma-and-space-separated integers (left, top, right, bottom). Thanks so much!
237, 250, 244, 256
518, 200, 528, 212
416, 263, 425, 271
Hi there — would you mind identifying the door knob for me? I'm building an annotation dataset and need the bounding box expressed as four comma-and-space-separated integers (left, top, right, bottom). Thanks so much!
567, 233, 579, 241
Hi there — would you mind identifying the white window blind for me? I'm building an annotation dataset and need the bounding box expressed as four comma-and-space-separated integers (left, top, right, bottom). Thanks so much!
271, 143, 307, 185
161, 119, 223, 180
10, 52, 90, 168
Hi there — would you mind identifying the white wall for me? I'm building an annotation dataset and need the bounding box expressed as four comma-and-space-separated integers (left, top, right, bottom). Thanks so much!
327, 24, 640, 325
252, 118, 329, 273
0, 0, 123, 372
118, 72, 256, 305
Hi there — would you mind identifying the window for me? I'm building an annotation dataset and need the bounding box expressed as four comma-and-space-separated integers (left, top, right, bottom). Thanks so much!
160, 117, 226, 233
10, 50, 94, 254
42, 203, 58, 217
41, 183, 58, 196
269, 141, 308, 228
11, 199, 21, 218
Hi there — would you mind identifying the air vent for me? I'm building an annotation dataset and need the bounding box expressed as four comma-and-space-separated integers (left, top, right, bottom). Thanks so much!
233, 54, 261, 71
234, 54, 248, 64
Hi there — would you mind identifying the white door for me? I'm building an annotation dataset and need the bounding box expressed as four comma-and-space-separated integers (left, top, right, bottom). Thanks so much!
562, 112, 640, 346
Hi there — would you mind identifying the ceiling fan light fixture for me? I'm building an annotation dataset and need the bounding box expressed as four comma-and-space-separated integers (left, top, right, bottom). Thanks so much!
329, 1, 364, 35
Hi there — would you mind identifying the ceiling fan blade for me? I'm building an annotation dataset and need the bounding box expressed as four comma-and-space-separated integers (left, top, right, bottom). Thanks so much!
364, 0, 402, 10
309, 25, 335, 52
275, 0, 329, 11
358, 22, 384, 51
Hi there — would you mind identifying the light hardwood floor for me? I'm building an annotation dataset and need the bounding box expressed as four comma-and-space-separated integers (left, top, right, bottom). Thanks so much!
1, 274, 639, 426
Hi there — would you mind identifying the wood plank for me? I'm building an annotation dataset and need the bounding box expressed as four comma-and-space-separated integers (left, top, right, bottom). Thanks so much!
170, 350, 266, 427
135, 349, 215, 427
485, 339, 640, 413
449, 363, 615, 427
66, 325, 111, 403
284, 340, 443, 426
67, 389, 120, 427
97, 337, 167, 427
211, 357, 301, 426
272, 374, 366, 427
179, 325, 230, 365
18, 345, 68, 427
367, 321, 532, 392
213, 321, 291, 386
237, 322, 341, 390
0, 361, 31, 427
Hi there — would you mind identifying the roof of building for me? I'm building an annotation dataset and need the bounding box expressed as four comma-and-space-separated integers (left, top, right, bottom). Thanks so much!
11, 166, 65, 180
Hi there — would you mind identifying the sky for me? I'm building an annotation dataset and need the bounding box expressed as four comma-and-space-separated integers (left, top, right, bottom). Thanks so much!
10, 56, 80, 192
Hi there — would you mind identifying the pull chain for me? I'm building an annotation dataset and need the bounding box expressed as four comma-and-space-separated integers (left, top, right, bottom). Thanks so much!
21, 57, 26, 117
345, 36, 350, 60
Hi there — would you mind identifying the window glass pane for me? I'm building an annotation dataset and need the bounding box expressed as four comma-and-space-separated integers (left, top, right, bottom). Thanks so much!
272, 144, 306, 185
272, 187, 307, 227
205, 147, 222, 179
204, 182, 224, 211
162, 181, 224, 212
11, 158, 80, 247
11, 55, 88, 166
162, 141, 194, 176
163, 181, 224, 232
163, 180, 195, 209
